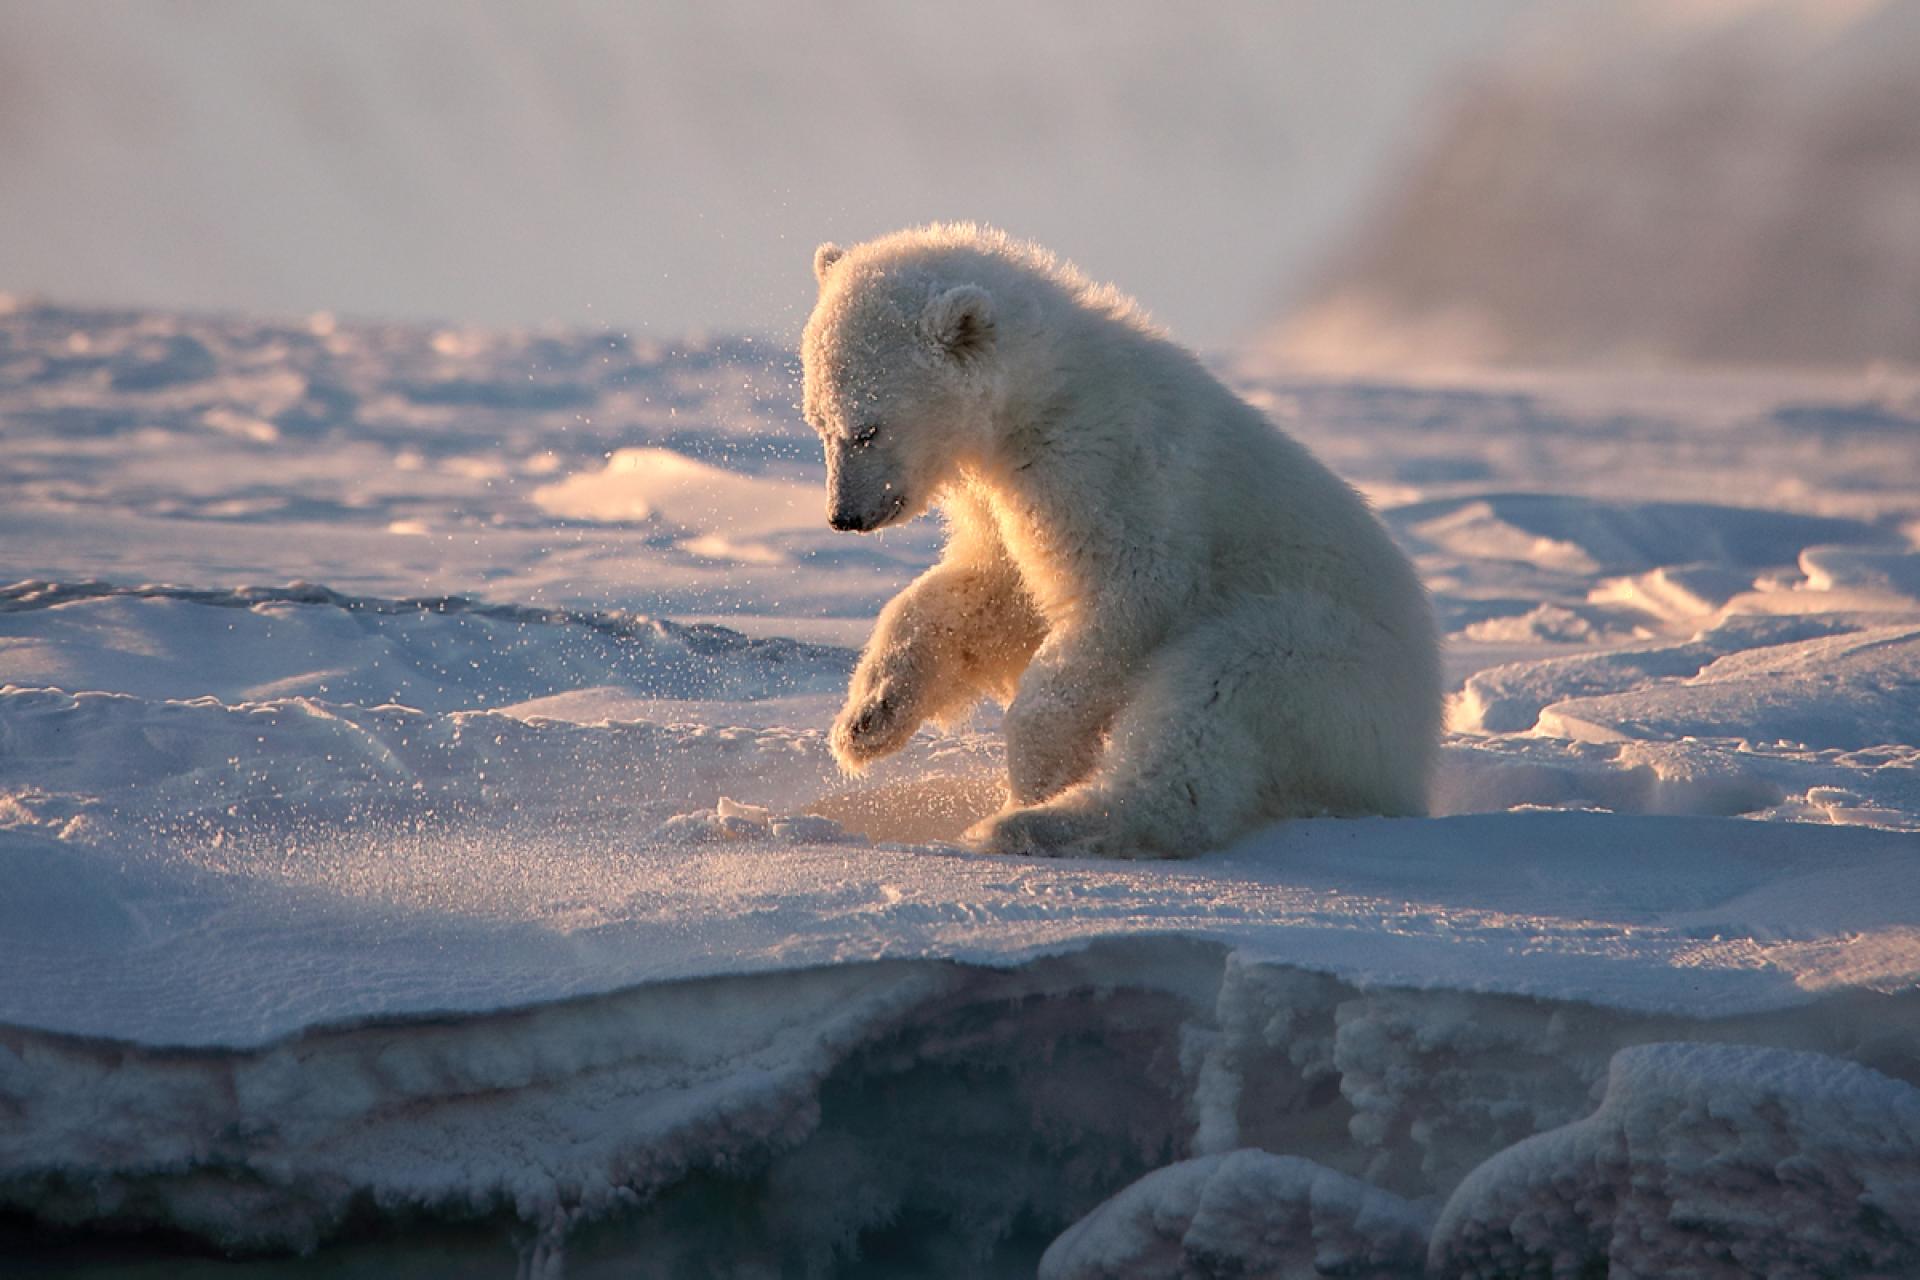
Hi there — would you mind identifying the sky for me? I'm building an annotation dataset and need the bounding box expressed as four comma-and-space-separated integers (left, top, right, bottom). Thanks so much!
0, 0, 1561, 348
1275, 0, 1920, 369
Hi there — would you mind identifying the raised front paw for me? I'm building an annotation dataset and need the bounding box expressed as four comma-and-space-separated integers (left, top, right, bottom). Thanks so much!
829, 682, 922, 772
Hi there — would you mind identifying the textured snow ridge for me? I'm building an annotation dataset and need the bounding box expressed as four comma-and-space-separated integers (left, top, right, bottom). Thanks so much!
6, 942, 1916, 1273
1394, 493, 1897, 580
0, 682, 847, 846
0, 578, 851, 710
1039, 1150, 1432, 1279
1430, 1044, 1920, 1278
1452, 613, 1920, 741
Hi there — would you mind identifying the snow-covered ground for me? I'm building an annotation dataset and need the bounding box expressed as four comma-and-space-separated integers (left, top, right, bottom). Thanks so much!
1, 299, 1917, 1275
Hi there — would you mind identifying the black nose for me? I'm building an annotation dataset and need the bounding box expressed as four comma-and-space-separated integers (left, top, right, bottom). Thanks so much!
828, 510, 867, 532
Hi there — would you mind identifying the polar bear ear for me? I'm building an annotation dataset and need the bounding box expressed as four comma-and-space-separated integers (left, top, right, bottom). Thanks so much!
920, 284, 995, 362
813, 243, 845, 285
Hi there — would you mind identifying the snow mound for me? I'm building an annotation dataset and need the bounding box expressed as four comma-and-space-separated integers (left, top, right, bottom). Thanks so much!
1431, 1043, 1920, 1277
1802, 545, 1920, 600
1453, 613, 1898, 735
1395, 494, 1891, 577
531, 446, 820, 546
1039, 1149, 1431, 1279
1436, 733, 1920, 830
1588, 563, 1759, 626
1538, 622, 1920, 749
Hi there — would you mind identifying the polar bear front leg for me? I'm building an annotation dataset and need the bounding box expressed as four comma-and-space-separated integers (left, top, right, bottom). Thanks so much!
1001, 629, 1132, 804
830, 646, 927, 772
831, 559, 1043, 772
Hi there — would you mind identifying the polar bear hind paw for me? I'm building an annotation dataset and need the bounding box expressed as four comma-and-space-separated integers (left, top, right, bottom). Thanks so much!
966, 803, 1168, 859
968, 806, 1095, 857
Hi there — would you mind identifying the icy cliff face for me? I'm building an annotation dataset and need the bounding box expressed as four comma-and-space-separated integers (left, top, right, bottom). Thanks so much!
1431, 1043, 1920, 1276
1041, 1149, 1434, 1280
1044, 1042, 1920, 1279
2, 302, 1918, 1272
6, 945, 1917, 1275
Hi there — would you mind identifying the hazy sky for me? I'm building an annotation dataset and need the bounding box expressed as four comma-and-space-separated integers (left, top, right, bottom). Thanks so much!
1, 1, 1561, 347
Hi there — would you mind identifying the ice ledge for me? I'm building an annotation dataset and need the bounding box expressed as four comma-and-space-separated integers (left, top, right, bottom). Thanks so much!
4, 940, 1915, 1272
3, 809, 1920, 1051
4, 809, 1918, 1050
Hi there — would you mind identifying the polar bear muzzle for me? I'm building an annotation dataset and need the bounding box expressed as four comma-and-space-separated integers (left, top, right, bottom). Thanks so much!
824, 438, 908, 532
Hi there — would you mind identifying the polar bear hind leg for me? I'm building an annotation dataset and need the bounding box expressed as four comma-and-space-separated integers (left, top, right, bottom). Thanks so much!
971, 591, 1436, 858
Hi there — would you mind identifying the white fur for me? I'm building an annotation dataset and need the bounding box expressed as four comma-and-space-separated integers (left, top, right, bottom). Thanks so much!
803, 224, 1441, 858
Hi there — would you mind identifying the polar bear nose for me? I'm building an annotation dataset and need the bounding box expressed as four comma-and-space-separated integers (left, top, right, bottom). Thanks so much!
828, 507, 868, 532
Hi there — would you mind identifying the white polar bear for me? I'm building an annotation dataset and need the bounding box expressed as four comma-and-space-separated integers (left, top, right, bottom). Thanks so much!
802, 225, 1441, 858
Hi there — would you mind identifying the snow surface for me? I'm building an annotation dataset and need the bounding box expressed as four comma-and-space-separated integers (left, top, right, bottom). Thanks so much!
2, 302, 1917, 1272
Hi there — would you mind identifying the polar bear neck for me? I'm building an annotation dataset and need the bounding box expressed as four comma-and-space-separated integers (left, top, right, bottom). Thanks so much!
939, 311, 1197, 627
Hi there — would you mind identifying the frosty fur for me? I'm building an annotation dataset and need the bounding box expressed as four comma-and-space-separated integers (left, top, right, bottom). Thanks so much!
802, 224, 1442, 858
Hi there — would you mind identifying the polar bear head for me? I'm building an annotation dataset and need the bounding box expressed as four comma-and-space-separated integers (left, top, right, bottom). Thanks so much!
801, 239, 1001, 532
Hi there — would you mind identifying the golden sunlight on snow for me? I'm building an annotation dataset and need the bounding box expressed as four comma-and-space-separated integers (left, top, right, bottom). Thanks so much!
532, 447, 821, 542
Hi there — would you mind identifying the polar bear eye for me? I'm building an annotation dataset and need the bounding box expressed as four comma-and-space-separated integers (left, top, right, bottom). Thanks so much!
850, 422, 883, 448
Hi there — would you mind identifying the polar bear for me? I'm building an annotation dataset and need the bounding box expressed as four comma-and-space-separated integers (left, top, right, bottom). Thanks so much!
803, 225, 1441, 858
